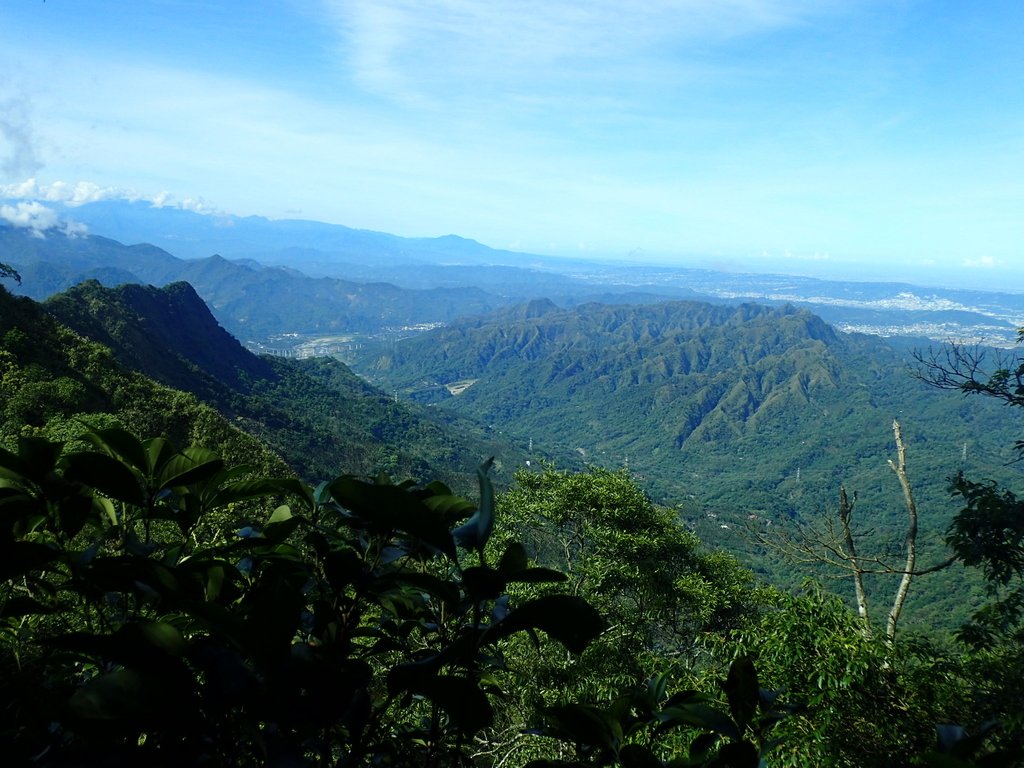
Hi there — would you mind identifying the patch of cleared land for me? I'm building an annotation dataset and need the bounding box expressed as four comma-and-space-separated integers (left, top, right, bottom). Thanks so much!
446, 379, 478, 396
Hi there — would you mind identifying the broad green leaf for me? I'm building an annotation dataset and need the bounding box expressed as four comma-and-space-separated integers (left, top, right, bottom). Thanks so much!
462, 565, 505, 601
329, 476, 455, 558
484, 595, 603, 654
538, 703, 622, 752
263, 516, 302, 544
268, 505, 293, 524
45, 622, 188, 666
82, 557, 184, 599
452, 458, 495, 552
498, 541, 529, 576
157, 451, 224, 491
722, 655, 759, 734
63, 451, 145, 506
17, 436, 63, 481
422, 491, 476, 521
0, 443, 32, 482
69, 668, 149, 720
212, 477, 312, 510
94, 495, 118, 527
656, 702, 739, 741
371, 571, 460, 608
418, 675, 494, 734
84, 427, 149, 474
205, 564, 226, 601
144, 437, 177, 476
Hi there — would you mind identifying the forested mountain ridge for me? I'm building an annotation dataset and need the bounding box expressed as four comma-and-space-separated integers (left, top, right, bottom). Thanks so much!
0, 284, 286, 474
0, 223, 512, 337
42, 280, 531, 489
353, 299, 1024, 628
45, 280, 273, 396
355, 297, 1015, 508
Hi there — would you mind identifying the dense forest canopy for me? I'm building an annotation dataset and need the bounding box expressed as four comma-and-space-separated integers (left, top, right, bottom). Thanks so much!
1, 274, 1023, 764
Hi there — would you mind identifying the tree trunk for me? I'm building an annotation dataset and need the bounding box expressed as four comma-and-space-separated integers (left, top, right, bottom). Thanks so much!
886, 420, 918, 641
837, 486, 871, 633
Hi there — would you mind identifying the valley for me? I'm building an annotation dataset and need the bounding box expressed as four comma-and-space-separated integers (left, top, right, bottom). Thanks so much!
5, 4, 1024, 763
3, 201, 1024, 765
3, 204, 1021, 633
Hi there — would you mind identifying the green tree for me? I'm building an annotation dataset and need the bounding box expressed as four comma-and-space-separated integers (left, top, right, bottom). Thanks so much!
914, 335, 1024, 762
0, 428, 606, 766
475, 466, 767, 766
495, 466, 760, 681
730, 585, 950, 767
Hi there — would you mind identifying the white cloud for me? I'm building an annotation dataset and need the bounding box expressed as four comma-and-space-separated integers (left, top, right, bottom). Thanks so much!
962, 255, 1001, 269
0, 178, 222, 215
0, 178, 143, 205
179, 196, 219, 215
0, 200, 86, 238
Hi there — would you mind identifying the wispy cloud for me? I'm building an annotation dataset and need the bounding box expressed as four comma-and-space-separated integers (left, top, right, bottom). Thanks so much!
0, 94, 42, 180
324, 0, 833, 105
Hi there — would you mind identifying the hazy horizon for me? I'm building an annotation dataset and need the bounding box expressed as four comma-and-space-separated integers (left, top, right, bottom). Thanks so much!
2, 1, 1022, 292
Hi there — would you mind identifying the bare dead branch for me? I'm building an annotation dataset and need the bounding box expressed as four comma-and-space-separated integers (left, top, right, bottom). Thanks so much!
886, 420, 917, 641
837, 487, 870, 629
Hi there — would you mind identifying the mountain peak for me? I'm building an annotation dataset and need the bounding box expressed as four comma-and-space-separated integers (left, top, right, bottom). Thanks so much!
46, 280, 274, 393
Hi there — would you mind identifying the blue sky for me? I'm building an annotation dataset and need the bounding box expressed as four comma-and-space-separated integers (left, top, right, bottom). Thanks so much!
1, 0, 1022, 288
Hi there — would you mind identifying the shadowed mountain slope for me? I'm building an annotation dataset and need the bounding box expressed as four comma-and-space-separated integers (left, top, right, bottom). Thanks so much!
0, 285, 286, 473
43, 280, 529, 489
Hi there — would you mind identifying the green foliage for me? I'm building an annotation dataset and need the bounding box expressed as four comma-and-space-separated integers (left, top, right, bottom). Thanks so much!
913, 336, 1024, 763
0, 428, 608, 766
353, 299, 1023, 629
470, 464, 769, 768
43, 279, 527, 490
948, 475, 1024, 587
495, 466, 760, 675
526, 658, 791, 768
729, 586, 951, 766
0, 285, 286, 475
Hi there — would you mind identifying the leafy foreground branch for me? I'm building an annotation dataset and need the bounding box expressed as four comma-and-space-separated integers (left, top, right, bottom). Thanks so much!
1, 427, 780, 767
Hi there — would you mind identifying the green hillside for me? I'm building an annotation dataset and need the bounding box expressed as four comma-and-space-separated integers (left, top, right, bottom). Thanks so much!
43, 280, 531, 490
2, 263, 1022, 765
0, 285, 285, 475
352, 299, 1024, 629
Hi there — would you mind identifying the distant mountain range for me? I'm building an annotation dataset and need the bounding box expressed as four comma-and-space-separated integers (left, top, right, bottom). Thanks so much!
0, 223, 514, 338
4, 198, 1020, 346
4, 204, 1021, 628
